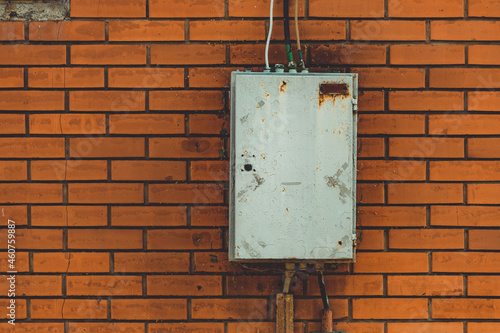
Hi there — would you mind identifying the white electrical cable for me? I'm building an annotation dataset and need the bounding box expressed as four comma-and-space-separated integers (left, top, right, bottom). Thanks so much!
265, 0, 275, 70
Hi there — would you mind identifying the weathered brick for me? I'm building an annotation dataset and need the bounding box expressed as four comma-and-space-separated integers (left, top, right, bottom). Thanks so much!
190, 114, 228, 134
0, 228, 63, 250
148, 275, 222, 296
150, 0, 224, 18
433, 299, 500, 319
389, 229, 464, 249
150, 90, 224, 110
30, 114, 106, 135
469, 45, 500, 65
389, 137, 465, 158
469, 0, 500, 17
469, 230, 500, 250
69, 137, 145, 158
358, 206, 426, 227
433, 252, 500, 273
68, 183, 144, 204
33, 252, 109, 273
389, 91, 463, 111
148, 229, 222, 250
191, 161, 228, 181
69, 323, 144, 333
29, 21, 105, 41
71, 0, 146, 17
358, 114, 425, 135
309, 0, 384, 17
111, 206, 186, 227
353, 298, 428, 319
71, 45, 146, 65
114, 252, 190, 273
354, 252, 428, 273
149, 183, 224, 204
388, 323, 463, 333
67, 275, 142, 296
430, 161, 500, 181
31, 206, 107, 227
430, 68, 500, 88
388, 275, 463, 296
432, 20, 500, 40
68, 229, 143, 249
152, 44, 226, 65
191, 206, 228, 227
388, 0, 464, 17
31, 299, 107, 319
308, 275, 383, 296
112, 160, 186, 181
190, 21, 263, 41
310, 45, 386, 65
70, 91, 145, 111
388, 183, 463, 204
468, 323, 500, 333
29, 68, 104, 88
295, 299, 348, 319
351, 20, 426, 40
0, 161, 26, 181
358, 137, 385, 157
430, 115, 500, 135
468, 184, 500, 204
112, 299, 187, 320
149, 137, 222, 158
108, 68, 184, 88
354, 67, 425, 88
0, 45, 66, 65
469, 138, 500, 157
469, 91, 500, 111
468, 276, 500, 296
0, 275, 62, 296
431, 205, 500, 227
109, 114, 185, 134
0, 68, 23, 88
0, 184, 62, 203
358, 160, 426, 181
192, 299, 268, 320
0, 91, 64, 111
109, 21, 184, 41
0, 114, 25, 134
0, 22, 24, 40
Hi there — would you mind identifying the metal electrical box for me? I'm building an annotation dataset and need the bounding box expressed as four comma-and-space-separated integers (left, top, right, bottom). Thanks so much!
229, 72, 358, 262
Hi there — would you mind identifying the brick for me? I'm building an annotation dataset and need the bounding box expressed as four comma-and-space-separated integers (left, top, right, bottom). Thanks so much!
353, 298, 427, 319
69, 183, 144, 204
469, 138, 500, 157
433, 298, 500, 319
109, 21, 184, 41
149, 183, 224, 204
0, 45, 66, 65
194, 252, 244, 273
470, 0, 500, 17
150, 0, 224, 17
308, 275, 383, 296
29, 68, 104, 88
112, 206, 186, 227
0, 68, 23, 88
0, 22, 24, 40
351, 20, 426, 40
190, 114, 228, 135
109, 114, 184, 134
469, 230, 500, 250
359, 90, 385, 112
190, 21, 263, 41
0, 275, 62, 296
33, 252, 109, 273
389, 91, 463, 111
149, 137, 222, 158
389, 183, 463, 204
358, 114, 425, 135
227, 322, 295, 333
469, 323, 500, 333
430, 115, 500, 135
354, 252, 428, 273
192, 299, 267, 319
112, 160, 185, 181
152, 323, 223, 333
358, 160, 426, 181
430, 68, 500, 88
0, 299, 26, 319
0, 183, 62, 203
0, 138, 64, 158
295, 299, 348, 319
69, 323, 144, 333
0, 114, 24, 134
469, 91, 500, 111
191, 206, 228, 227
353, 67, 425, 88
31, 299, 107, 319
309, 0, 384, 17
358, 137, 384, 157
357, 183, 384, 204
310, 45, 386, 65
432, 20, 500, 40
431, 206, 500, 227
388, 0, 463, 17
389, 137, 465, 158
68, 229, 143, 249
358, 206, 426, 227
469, 45, 500, 65
0, 324, 64, 332
67, 275, 142, 296
230, 0, 304, 17
150, 90, 224, 110
148, 275, 222, 296
227, 275, 302, 296
388, 275, 463, 296
30, 114, 106, 135
30, 21, 105, 41
114, 252, 190, 273
152, 44, 225, 65
389, 229, 464, 249
0, 228, 62, 250
0, 252, 29, 273
71, 0, 146, 17
70, 137, 145, 158
433, 252, 500, 273
31, 160, 107, 181
468, 276, 500, 296
108, 68, 184, 88
391, 45, 464, 65
0, 205, 27, 226
189, 67, 239, 88
0, 91, 64, 111
356, 229, 385, 250
469, 184, 500, 204
0, 161, 26, 180
71, 45, 146, 65
272, 20, 347, 41
70, 91, 145, 111
112, 299, 187, 320
191, 161, 228, 181
388, 323, 463, 333
148, 229, 222, 250
431, 161, 500, 181
230, 44, 290, 65
333, 323, 384, 333
31, 206, 107, 227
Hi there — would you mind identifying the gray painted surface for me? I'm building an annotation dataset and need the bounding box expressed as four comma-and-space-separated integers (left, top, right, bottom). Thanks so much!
229, 72, 358, 262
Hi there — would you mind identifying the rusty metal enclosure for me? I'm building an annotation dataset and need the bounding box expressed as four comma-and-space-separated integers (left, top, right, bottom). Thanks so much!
229, 72, 358, 262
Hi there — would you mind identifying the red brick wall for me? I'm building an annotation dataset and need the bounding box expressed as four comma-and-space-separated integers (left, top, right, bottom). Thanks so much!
0, 0, 499, 332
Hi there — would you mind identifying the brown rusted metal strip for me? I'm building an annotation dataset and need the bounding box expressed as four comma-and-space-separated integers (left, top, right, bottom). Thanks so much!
285, 294, 294, 332
320, 83, 348, 95
276, 293, 285, 333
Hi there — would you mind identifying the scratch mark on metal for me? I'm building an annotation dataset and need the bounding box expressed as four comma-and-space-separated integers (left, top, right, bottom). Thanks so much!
281, 182, 302, 186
